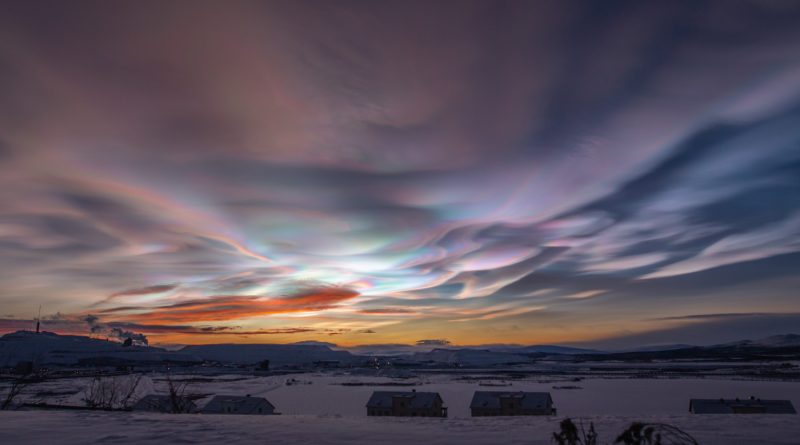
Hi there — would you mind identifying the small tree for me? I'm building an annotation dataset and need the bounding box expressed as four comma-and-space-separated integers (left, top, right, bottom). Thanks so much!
165, 374, 193, 413
84, 374, 143, 410
1, 377, 28, 410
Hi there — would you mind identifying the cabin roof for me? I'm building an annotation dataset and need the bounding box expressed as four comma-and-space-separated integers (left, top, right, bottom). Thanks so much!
689, 398, 796, 414
365, 391, 443, 409
469, 391, 553, 410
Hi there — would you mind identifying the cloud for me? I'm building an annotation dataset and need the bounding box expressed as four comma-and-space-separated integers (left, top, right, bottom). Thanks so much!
356, 308, 417, 316
108, 286, 359, 323
108, 284, 178, 299
0, 318, 87, 334
651, 313, 780, 322
0, 317, 321, 339
0, 1, 799, 345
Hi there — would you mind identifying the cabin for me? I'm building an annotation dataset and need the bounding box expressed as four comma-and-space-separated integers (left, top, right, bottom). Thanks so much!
366, 390, 447, 417
470, 391, 556, 416
133, 394, 198, 413
689, 397, 796, 414
201, 395, 277, 415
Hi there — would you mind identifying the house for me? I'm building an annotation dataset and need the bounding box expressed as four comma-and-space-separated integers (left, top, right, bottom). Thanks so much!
133, 394, 198, 413
689, 397, 796, 414
366, 390, 447, 417
470, 391, 556, 416
201, 395, 277, 415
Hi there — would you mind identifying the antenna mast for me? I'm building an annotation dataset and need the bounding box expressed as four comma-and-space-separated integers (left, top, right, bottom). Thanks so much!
36, 305, 41, 334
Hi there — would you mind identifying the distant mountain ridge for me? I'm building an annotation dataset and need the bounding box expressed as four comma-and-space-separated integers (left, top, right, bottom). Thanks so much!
719, 334, 800, 348
408, 348, 530, 366
572, 333, 800, 362
180, 343, 357, 366
489, 344, 600, 355
343, 343, 600, 356
2, 331, 797, 367
0, 330, 199, 367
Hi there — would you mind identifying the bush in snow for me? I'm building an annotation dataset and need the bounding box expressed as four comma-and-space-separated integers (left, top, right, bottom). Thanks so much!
1, 377, 28, 410
83, 374, 143, 410
552, 418, 598, 445
614, 422, 698, 445
552, 419, 698, 445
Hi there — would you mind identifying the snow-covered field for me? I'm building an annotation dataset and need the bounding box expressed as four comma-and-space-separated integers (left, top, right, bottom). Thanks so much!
15, 372, 800, 417
4, 372, 799, 443
262, 374, 800, 417
2, 410, 800, 445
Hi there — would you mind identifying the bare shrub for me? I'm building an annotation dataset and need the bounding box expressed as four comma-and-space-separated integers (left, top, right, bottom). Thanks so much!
552, 418, 598, 445
1, 378, 28, 410
83, 374, 143, 410
551, 419, 698, 445
615, 423, 698, 445
165, 374, 193, 413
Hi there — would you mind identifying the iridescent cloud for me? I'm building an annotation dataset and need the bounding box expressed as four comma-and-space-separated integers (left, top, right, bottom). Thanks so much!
0, 1, 799, 346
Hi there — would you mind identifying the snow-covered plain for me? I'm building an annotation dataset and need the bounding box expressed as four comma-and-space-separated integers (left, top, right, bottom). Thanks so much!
2, 411, 799, 445
21, 373, 800, 417
4, 372, 799, 444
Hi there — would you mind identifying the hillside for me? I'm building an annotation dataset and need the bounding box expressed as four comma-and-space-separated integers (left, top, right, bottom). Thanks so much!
0, 331, 199, 367
409, 348, 530, 366
573, 334, 800, 362
491, 345, 600, 355
180, 343, 357, 366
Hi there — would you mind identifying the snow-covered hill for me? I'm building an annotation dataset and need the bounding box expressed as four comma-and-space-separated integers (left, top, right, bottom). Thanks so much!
345, 343, 422, 356
0, 331, 200, 367
347, 343, 600, 357
719, 334, 800, 348
490, 345, 601, 355
180, 343, 357, 366
409, 348, 530, 366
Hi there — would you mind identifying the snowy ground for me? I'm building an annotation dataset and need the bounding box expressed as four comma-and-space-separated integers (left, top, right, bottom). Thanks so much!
25, 372, 800, 417
2, 411, 800, 445
4, 372, 799, 444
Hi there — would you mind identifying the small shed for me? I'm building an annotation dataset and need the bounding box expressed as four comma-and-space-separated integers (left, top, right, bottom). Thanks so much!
470, 391, 556, 416
133, 394, 198, 413
689, 397, 796, 414
366, 390, 447, 417
201, 395, 277, 415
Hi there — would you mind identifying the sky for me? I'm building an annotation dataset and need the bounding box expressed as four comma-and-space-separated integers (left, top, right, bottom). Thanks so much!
0, 0, 799, 348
